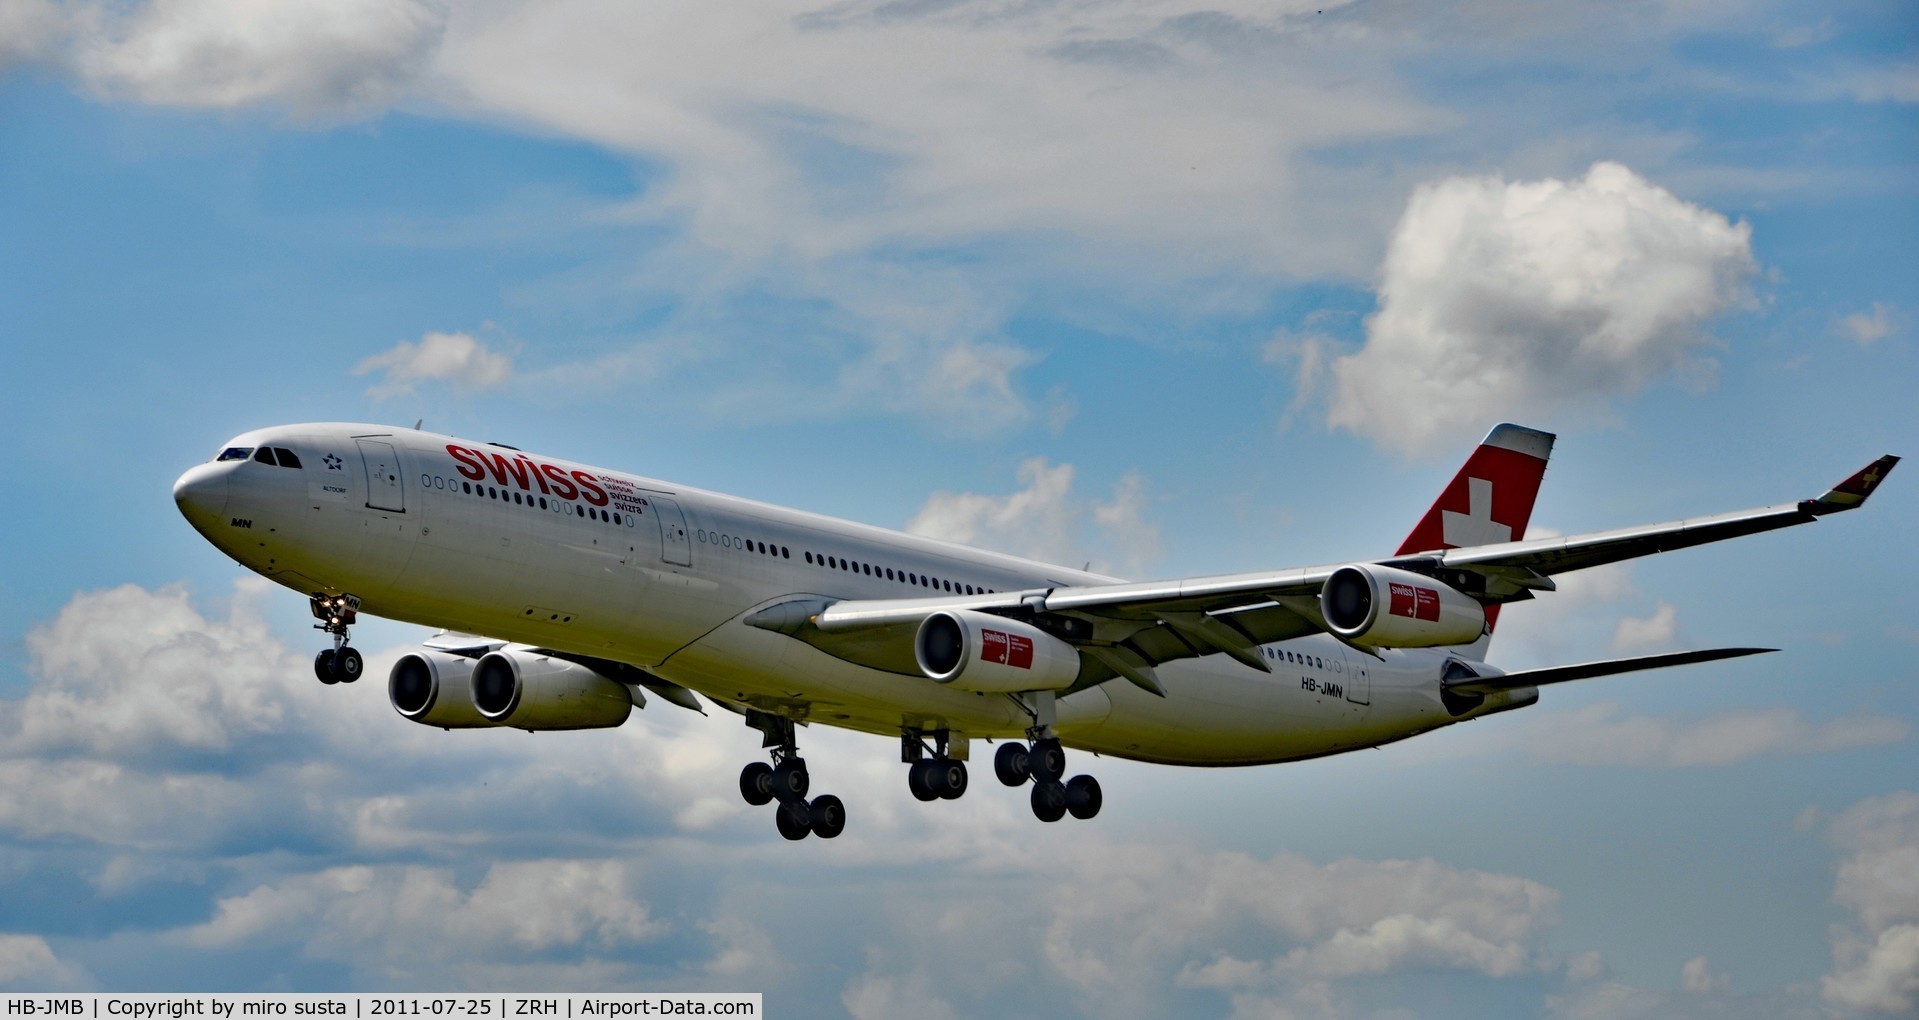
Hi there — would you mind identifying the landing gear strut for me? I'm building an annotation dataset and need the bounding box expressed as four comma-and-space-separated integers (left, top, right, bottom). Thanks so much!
739, 710, 845, 841
310, 593, 363, 685
1000, 692, 1101, 823
902, 728, 969, 802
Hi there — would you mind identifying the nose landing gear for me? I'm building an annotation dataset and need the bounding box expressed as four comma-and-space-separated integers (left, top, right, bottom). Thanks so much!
310, 593, 363, 685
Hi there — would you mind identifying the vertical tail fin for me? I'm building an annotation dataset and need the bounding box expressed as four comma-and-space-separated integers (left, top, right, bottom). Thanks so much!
1398, 423, 1555, 648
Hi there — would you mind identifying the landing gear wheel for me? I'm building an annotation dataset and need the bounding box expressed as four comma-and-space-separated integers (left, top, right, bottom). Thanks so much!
739, 762, 775, 806
809, 795, 846, 838
935, 759, 968, 800
994, 742, 1030, 787
1065, 774, 1103, 820
907, 760, 941, 802
1031, 738, 1066, 783
775, 799, 813, 841
334, 646, 363, 683
771, 758, 810, 801
314, 649, 339, 684
1031, 780, 1068, 823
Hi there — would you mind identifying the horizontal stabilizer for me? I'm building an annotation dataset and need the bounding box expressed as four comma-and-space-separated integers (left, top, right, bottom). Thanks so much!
1446, 647, 1775, 695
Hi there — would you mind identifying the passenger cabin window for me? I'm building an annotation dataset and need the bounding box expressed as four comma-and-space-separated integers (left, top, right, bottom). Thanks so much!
218, 447, 253, 462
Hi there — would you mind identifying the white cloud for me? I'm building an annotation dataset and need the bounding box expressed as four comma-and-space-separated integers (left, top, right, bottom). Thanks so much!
1520, 703, 1907, 768
1326, 162, 1757, 457
354, 331, 515, 399
1824, 793, 1919, 1014
0, 0, 63, 71
1610, 601, 1679, 654
1841, 303, 1899, 346
1680, 955, 1729, 994
907, 459, 1162, 576
180, 860, 664, 963
68, 0, 445, 118
0, 933, 87, 991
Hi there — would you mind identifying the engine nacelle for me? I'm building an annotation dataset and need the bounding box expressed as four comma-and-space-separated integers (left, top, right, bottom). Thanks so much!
914, 610, 1081, 694
389, 651, 492, 728
1320, 564, 1486, 648
470, 650, 635, 730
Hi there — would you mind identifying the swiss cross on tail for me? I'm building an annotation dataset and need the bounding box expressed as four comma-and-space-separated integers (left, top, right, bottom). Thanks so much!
1397, 423, 1556, 631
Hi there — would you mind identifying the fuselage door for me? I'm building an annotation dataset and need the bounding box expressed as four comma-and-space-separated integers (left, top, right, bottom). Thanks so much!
653, 497, 692, 566
357, 439, 405, 513
1342, 648, 1370, 706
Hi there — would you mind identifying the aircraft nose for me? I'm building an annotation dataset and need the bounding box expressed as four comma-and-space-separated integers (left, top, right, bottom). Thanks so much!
173, 462, 229, 529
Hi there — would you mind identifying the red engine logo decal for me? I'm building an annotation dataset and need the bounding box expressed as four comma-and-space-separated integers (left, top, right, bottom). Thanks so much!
982, 629, 1035, 669
1388, 583, 1441, 622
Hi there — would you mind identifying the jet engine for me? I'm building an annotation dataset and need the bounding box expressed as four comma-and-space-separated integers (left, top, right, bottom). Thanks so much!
914, 610, 1081, 693
470, 650, 636, 730
1320, 564, 1486, 648
389, 651, 492, 729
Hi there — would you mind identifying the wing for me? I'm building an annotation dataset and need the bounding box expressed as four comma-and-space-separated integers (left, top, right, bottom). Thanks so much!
748, 453, 1896, 695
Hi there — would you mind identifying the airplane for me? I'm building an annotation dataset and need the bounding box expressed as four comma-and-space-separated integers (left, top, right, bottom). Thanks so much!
172, 423, 1897, 840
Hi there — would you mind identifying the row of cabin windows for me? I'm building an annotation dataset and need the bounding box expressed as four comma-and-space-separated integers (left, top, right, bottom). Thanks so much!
1263, 646, 1325, 669
425, 473, 635, 528
802, 549, 994, 596
697, 530, 790, 559
218, 446, 302, 468
691, 528, 995, 596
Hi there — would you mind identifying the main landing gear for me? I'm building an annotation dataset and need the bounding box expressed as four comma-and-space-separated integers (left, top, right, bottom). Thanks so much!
738, 711, 845, 841
310, 593, 364, 686
902, 728, 969, 802
997, 692, 1101, 823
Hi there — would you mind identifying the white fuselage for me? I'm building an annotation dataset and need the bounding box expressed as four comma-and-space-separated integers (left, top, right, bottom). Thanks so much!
174, 423, 1532, 765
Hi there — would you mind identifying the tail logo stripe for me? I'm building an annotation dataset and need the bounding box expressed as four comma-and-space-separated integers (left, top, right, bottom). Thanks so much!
1441, 477, 1513, 548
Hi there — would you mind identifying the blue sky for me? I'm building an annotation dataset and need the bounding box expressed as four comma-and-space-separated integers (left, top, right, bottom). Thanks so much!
1, 0, 1916, 1015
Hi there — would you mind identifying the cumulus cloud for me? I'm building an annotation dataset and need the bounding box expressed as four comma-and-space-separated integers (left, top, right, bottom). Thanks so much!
1610, 601, 1680, 654
1521, 703, 1907, 768
0, 0, 64, 72
354, 331, 515, 399
907, 459, 1161, 576
1326, 162, 1757, 457
180, 860, 664, 962
1841, 303, 1899, 346
0, 933, 87, 991
69, 0, 445, 118
1824, 793, 1919, 1014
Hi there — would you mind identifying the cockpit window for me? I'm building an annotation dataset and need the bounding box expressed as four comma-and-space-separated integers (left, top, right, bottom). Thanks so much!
273, 448, 302, 468
217, 447, 253, 462
253, 448, 277, 465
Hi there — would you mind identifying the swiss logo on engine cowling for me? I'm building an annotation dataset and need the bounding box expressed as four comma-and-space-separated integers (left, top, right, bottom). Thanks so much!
982, 629, 1035, 669
1388, 583, 1441, 622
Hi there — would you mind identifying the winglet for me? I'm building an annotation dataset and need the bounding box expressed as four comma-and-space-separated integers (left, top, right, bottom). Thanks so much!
1807, 455, 1899, 515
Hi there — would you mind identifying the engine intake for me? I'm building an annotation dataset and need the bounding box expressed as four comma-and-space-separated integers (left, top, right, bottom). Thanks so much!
1320, 564, 1486, 648
471, 650, 636, 730
914, 610, 1080, 693
389, 651, 492, 728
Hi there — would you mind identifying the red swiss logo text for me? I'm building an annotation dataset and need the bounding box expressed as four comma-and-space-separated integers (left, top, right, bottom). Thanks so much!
1388, 582, 1441, 622
981, 629, 1035, 669
446, 444, 610, 507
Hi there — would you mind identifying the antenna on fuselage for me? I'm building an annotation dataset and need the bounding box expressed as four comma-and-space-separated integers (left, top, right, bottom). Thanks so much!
415, 419, 424, 430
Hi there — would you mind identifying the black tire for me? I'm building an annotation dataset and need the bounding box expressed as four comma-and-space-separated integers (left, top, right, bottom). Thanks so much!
907, 760, 940, 802
1031, 739, 1066, 782
1065, 774, 1103, 820
994, 742, 1030, 786
335, 646, 363, 683
936, 759, 968, 800
772, 758, 809, 802
809, 794, 846, 839
1031, 780, 1067, 823
314, 649, 340, 685
739, 762, 774, 806
775, 799, 812, 841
